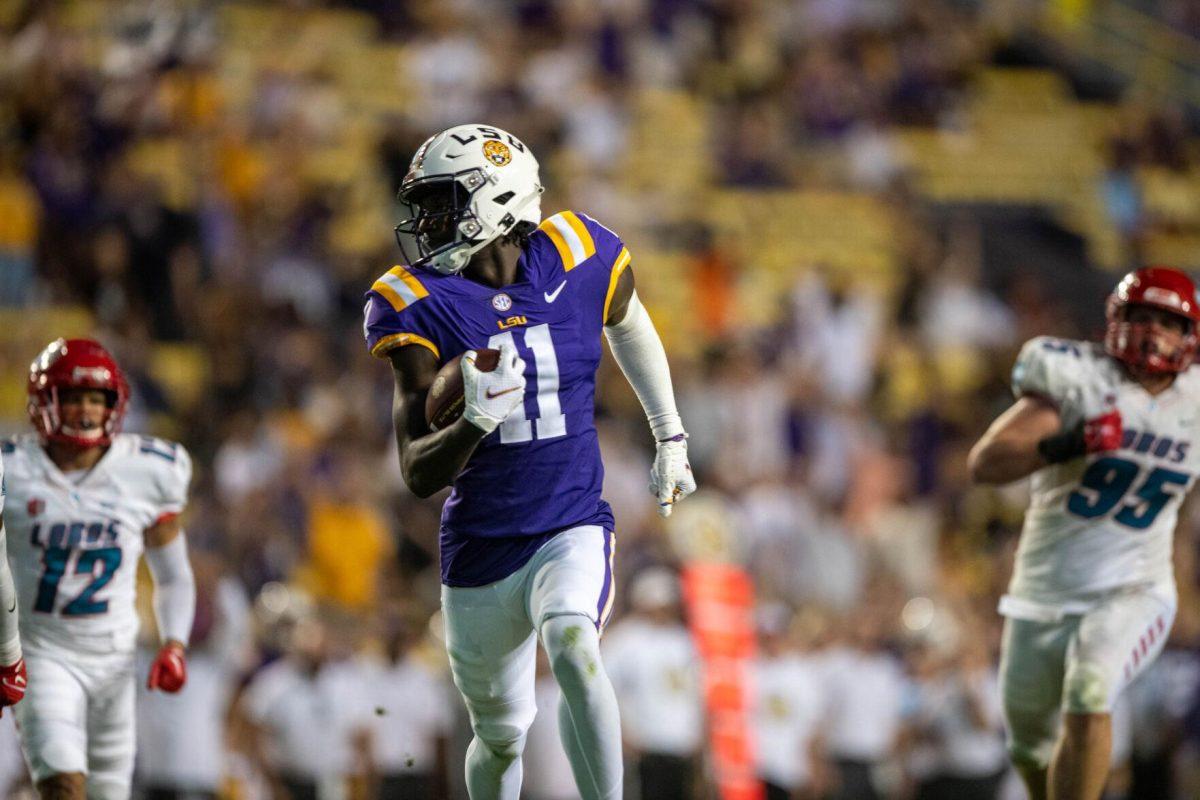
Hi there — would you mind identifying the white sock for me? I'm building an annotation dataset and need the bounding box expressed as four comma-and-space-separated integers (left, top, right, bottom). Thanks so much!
541, 615, 624, 800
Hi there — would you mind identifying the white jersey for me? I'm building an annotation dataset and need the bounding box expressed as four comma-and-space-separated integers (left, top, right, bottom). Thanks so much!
1005, 337, 1200, 611
0, 433, 191, 654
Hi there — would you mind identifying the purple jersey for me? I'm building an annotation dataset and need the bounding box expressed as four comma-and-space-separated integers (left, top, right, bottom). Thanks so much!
364, 211, 632, 587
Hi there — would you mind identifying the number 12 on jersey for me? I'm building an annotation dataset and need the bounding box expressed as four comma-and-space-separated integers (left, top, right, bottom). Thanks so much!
34, 546, 122, 616
488, 324, 566, 444
1067, 456, 1191, 529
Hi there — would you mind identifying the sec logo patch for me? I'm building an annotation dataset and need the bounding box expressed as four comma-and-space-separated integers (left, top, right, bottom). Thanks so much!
492, 293, 513, 312
483, 140, 512, 167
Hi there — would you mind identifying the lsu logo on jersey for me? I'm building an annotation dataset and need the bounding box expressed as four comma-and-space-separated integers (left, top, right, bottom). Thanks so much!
498, 315, 528, 330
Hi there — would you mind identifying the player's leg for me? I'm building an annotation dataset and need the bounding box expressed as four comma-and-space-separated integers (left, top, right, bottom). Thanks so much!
14, 652, 89, 800
33, 773, 86, 800
1051, 587, 1175, 800
998, 616, 1074, 800
442, 579, 539, 800
528, 526, 622, 800
83, 654, 137, 800
1048, 713, 1111, 800
541, 617, 622, 799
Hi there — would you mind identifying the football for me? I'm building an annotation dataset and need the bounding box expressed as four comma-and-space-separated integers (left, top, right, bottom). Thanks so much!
425, 348, 501, 430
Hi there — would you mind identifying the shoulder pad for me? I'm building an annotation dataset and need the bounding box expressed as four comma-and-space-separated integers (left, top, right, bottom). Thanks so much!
1012, 336, 1091, 404
134, 435, 182, 463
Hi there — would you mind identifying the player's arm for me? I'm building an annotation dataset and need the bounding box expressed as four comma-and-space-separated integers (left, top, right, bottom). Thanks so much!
388, 343, 526, 498
968, 397, 1062, 484
143, 515, 195, 692
967, 397, 1063, 484
969, 391, 1125, 484
603, 267, 696, 516
0, 520, 25, 716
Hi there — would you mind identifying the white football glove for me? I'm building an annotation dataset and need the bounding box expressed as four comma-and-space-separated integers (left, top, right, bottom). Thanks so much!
461, 343, 527, 434
649, 434, 696, 517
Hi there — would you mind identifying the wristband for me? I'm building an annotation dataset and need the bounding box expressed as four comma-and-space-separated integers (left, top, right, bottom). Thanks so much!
1037, 424, 1086, 464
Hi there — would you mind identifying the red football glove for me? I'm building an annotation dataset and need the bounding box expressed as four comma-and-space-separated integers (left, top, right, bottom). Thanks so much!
147, 643, 187, 693
0, 659, 27, 717
1083, 408, 1123, 453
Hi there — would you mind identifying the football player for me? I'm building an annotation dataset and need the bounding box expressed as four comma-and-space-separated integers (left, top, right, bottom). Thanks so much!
968, 267, 1200, 800
2, 339, 196, 800
0, 454, 29, 718
363, 124, 695, 800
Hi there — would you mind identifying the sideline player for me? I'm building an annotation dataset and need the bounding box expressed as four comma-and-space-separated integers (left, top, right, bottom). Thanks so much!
968, 267, 1200, 800
0, 444, 28, 720
363, 124, 695, 800
1, 339, 196, 800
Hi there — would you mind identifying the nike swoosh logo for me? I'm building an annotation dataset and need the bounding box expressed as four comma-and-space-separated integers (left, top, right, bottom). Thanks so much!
485, 386, 522, 399
544, 281, 567, 303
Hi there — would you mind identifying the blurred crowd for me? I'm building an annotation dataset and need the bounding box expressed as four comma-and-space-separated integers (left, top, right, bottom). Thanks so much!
2, 0, 1200, 798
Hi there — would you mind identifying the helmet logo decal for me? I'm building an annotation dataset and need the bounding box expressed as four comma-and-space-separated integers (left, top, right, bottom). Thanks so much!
492, 293, 513, 312
483, 140, 512, 167
1143, 287, 1186, 310
71, 366, 112, 383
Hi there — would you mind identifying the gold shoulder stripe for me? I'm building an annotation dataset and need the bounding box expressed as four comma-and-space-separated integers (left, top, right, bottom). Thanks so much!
370, 332, 440, 360
602, 246, 633, 323
562, 211, 596, 268
539, 215, 574, 270
539, 211, 597, 272
371, 265, 430, 311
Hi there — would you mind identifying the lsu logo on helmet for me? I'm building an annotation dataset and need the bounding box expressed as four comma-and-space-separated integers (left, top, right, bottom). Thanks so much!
483, 140, 512, 167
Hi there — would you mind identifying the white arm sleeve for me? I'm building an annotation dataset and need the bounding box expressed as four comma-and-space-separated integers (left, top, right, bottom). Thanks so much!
604, 291, 685, 440
0, 527, 20, 664
145, 534, 196, 647
0, 457, 19, 664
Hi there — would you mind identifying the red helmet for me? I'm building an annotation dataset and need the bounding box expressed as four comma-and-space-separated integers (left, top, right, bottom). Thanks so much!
1105, 266, 1200, 374
27, 338, 129, 448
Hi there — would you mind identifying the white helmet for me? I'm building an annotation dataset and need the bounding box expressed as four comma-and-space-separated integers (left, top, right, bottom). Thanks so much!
394, 124, 544, 275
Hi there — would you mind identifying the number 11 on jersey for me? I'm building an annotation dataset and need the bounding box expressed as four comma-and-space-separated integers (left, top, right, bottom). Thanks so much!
488, 324, 567, 444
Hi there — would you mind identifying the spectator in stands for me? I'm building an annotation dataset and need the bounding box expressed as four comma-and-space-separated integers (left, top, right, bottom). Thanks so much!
819, 606, 909, 800
238, 613, 376, 800
603, 568, 704, 800
753, 603, 828, 800
360, 614, 453, 800
907, 637, 1007, 800
135, 552, 251, 800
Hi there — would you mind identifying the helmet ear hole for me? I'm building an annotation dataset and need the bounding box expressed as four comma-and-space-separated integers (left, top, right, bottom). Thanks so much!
493, 191, 515, 205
